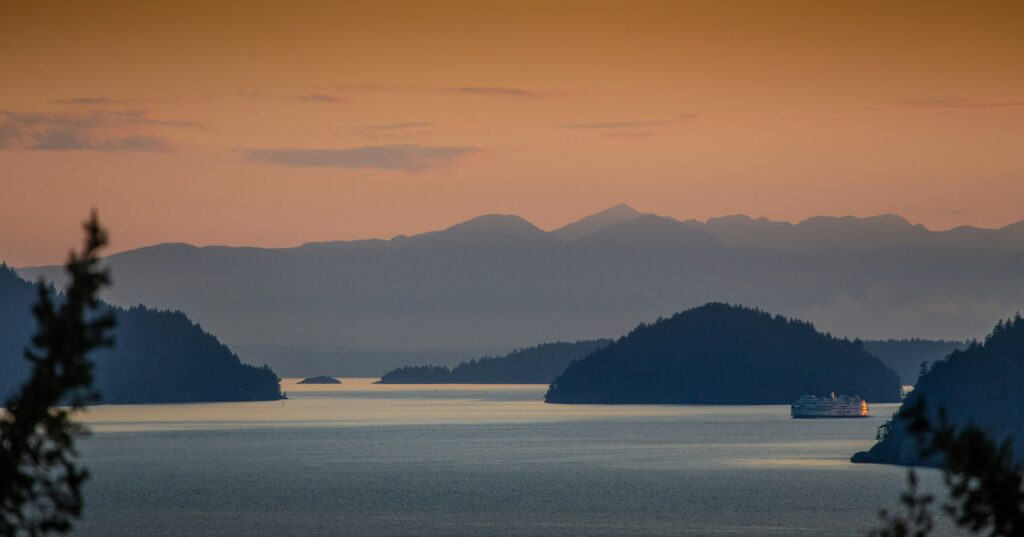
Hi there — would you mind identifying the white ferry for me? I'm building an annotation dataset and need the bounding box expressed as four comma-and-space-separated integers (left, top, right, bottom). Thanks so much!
790, 392, 869, 418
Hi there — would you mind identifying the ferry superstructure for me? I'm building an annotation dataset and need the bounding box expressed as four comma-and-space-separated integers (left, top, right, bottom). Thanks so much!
790, 392, 869, 418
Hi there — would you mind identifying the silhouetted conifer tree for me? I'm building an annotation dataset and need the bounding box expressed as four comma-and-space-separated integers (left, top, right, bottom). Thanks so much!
872, 398, 1024, 536
0, 212, 114, 536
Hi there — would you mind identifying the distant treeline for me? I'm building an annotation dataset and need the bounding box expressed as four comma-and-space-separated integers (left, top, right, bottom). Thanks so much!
0, 264, 282, 404
545, 303, 903, 405
376, 340, 611, 384
862, 338, 968, 386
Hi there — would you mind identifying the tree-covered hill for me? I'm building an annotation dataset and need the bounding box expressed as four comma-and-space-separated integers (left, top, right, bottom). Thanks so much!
545, 303, 902, 404
853, 315, 1024, 466
377, 340, 611, 384
0, 264, 282, 403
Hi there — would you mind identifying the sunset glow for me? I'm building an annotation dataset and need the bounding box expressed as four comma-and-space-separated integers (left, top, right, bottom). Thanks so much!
2, 0, 1022, 266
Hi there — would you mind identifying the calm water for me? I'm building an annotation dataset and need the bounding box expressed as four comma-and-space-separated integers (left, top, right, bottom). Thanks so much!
73, 379, 951, 536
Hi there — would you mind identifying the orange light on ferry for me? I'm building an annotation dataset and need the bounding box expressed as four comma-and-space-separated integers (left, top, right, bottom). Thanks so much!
860, 400, 870, 417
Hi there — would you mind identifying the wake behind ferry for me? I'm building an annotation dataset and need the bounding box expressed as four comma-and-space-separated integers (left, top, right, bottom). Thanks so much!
790, 392, 869, 418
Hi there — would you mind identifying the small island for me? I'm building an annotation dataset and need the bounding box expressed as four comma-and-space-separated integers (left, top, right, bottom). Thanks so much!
376, 340, 611, 384
297, 375, 342, 384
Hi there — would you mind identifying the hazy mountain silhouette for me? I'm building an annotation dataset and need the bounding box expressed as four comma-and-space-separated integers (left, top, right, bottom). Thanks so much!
17, 206, 1024, 375
545, 303, 901, 404
853, 315, 1024, 466
549, 203, 645, 241
377, 339, 611, 384
688, 214, 929, 253
862, 339, 968, 386
688, 213, 1024, 253
230, 344, 497, 378
570, 214, 723, 252
0, 264, 282, 403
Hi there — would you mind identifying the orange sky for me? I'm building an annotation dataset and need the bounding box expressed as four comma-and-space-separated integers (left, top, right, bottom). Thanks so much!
1, 0, 1022, 266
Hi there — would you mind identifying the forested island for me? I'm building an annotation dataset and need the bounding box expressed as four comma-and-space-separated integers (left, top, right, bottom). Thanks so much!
298, 376, 341, 384
0, 264, 283, 403
545, 303, 902, 404
377, 340, 611, 384
862, 338, 967, 386
853, 315, 1024, 466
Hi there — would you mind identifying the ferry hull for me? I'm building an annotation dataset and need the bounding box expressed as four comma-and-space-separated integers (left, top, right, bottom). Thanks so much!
791, 413, 870, 419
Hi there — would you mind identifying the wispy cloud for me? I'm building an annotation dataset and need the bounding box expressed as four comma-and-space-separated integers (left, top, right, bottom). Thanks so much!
50, 97, 123, 106
355, 122, 436, 140
601, 130, 660, 139
562, 115, 694, 139
242, 144, 480, 172
360, 122, 436, 131
0, 109, 197, 153
883, 97, 1024, 110
563, 115, 694, 130
337, 84, 567, 99
298, 93, 347, 104
446, 87, 559, 98
207, 91, 349, 104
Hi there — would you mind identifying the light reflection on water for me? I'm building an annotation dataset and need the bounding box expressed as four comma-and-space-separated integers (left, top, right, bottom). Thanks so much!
80, 378, 812, 432
74, 379, 953, 536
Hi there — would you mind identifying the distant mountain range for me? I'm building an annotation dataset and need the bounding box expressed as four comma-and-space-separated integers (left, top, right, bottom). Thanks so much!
376, 340, 611, 384
0, 265, 283, 403
545, 303, 902, 405
17, 205, 1024, 375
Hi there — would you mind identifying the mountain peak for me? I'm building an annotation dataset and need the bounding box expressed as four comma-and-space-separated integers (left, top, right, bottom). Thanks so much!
598, 203, 641, 217
550, 203, 646, 241
412, 214, 548, 243
448, 213, 541, 232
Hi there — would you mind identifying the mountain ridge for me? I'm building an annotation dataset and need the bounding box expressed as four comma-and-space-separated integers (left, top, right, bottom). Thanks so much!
19, 207, 1024, 265
16, 206, 1024, 356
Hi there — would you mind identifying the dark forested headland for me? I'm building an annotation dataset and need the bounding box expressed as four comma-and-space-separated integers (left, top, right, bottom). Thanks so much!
376, 340, 611, 384
0, 264, 283, 404
853, 315, 1024, 466
862, 339, 967, 386
544, 303, 902, 404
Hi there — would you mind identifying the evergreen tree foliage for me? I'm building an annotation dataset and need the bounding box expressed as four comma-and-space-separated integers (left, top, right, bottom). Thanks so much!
871, 397, 1024, 536
545, 303, 902, 404
0, 212, 113, 536
853, 314, 1024, 467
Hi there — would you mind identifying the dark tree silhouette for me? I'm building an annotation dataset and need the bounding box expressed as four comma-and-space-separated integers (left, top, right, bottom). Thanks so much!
871, 398, 1024, 537
918, 361, 931, 383
545, 303, 902, 404
0, 212, 114, 536
853, 315, 1024, 467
